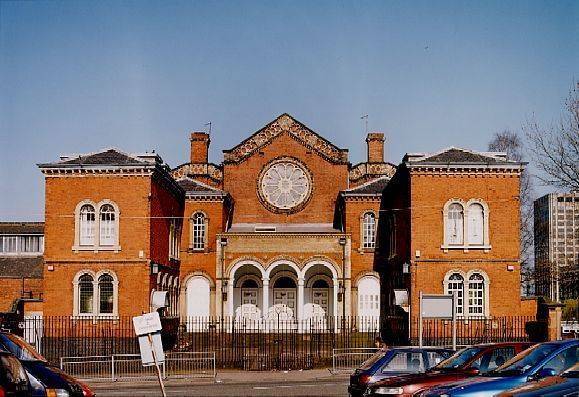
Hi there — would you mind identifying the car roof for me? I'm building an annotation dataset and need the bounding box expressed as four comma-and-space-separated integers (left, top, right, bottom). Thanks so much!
472, 342, 532, 348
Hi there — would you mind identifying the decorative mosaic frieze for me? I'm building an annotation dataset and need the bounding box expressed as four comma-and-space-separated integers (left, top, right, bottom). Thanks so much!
223, 114, 349, 164
349, 162, 396, 182
171, 163, 223, 181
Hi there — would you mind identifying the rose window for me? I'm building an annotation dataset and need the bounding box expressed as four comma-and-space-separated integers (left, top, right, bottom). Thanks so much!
259, 160, 311, 211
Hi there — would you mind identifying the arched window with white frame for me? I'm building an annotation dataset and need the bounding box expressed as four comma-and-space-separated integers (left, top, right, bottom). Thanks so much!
78, 273, 94, 314
73, 270, 119, 317
445, 203, 464, 245
191, 212, 206, 250
467, 203, 484, 245
99, 204, 116, 246
445, 273, 464, 316
362, 212, 376, 249
468, 273, 485, 316
79, 205, 96, 246
98, 274, 114, 314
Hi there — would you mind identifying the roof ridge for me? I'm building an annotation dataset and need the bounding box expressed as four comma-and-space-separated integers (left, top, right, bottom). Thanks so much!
345, 175, 390, 191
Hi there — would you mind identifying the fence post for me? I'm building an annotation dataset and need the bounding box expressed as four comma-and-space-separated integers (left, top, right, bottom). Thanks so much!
59, 356, 63, 370
111, 355, 115, 382
213, 352, 217, 381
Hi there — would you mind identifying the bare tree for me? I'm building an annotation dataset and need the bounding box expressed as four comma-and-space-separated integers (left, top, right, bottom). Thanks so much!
488, 130, 535, 295
526, 82, 579, 191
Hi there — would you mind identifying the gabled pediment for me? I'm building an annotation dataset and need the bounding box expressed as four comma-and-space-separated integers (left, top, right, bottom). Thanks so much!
223, 114, 349, 164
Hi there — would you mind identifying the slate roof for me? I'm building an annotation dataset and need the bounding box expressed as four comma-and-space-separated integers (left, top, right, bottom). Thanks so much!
342, 176, 390, 196
405, 147, 515, 165
0, 222, 44, 235
0, 257, 43, 279
38, 148, 160, 168
177, 177, 228, 197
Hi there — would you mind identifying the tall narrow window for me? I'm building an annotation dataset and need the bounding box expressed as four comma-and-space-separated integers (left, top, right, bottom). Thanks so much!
468, 273, 485, 316
192, 213, 206, 250
98, 274, 114, 314
79, 205, 96, 246
447, 273, 464, 316
169, 219, 181, 259
467, 203, 484, 245
363, 212, 376, 249
79, 274, 94, 314
99, 204, 116, 246
446, 203, 464, 245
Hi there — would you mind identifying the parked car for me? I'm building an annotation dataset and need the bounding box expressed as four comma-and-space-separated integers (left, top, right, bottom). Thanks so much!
0, 347, 31, 397
348, 347, 453, 397
423, 339, 579, 397
364, 342, 533, 396
496, 362, 579, 396
0, 332, 94, 397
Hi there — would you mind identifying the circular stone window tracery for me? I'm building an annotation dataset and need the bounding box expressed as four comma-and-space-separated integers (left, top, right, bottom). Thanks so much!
258, 158, 312, 213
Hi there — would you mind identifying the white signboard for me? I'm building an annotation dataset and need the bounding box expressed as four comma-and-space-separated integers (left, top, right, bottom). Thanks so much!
133, 312, 162, 336
137, 332, 165, 366
421, 294, 454, 319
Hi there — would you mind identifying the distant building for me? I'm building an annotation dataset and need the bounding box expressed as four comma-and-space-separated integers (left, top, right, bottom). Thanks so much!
534, 191, 579, 301
0, 222, 44, 313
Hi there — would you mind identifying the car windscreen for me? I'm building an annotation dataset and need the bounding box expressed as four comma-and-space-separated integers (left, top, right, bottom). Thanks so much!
0, 354, 29, 385
381, 350, 425, 373
359, 351, 387, 370
490, 343, 559, 376
561, 363, 579, 378
435, 347, 482, 369
0, 334, 46, 362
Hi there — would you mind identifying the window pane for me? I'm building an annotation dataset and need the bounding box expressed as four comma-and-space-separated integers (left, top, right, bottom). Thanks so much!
80, 205, 95, 245
447, 203, 464, 245
467, 203, 484, 245
193, 213, 205, 250
79, 274, 94, 314
447, 273, 464, 315
99, 204, 116, 246
19, 236, 41, 253
98, 274, 114, 314
468, 274, 485, 315
363, 213, 376, 249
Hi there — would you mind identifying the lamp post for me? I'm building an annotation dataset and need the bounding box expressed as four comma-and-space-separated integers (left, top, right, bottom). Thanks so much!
339, 236, 347, 330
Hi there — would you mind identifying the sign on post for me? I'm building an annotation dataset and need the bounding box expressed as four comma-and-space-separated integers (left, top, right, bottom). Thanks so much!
418, 292, 457, 351
133, 312, 166, 397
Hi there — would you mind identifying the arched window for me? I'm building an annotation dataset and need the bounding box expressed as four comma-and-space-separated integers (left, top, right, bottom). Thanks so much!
79, 205, 95, 246
99, 204, 116, 246
467, 203, 484, 245
78, 274, 94, 314
98, 274, 114, 314
447, 273, 464, 316
363, 212, 376, 249
192, 212, 206, 250
468, 273, 485, 316
446, 203, 464, 245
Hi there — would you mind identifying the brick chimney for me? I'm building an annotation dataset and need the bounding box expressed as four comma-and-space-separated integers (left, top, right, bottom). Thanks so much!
366, 132, 385, 163
190, 132, 210, 164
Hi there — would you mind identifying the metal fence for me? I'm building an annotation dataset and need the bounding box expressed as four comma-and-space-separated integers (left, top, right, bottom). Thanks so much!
60, 352, 216, 381
21, 315, 537, 371
331, 348, 379, 374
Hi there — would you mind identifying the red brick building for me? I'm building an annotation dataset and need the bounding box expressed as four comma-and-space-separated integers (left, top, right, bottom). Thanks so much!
35, 114, 531, 334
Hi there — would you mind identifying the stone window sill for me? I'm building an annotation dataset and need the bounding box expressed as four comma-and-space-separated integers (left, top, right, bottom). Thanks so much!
70, 315, 119, 323
441, 245, 491, 253
73, 245, 121, 253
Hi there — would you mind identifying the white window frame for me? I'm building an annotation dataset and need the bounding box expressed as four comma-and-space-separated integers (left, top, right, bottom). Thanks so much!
72, 269, 119, 318
361, 211, 377, 250
443, 272, 465, 316
0, 235, 44, 255
190, 212, 208, 251
169, 218, 182, 260
441, 199, 491, 252
443, 269, 490, 318
73, 200, 121, 252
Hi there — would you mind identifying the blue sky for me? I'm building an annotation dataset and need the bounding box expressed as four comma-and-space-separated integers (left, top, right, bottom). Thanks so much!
1, 0, 577, 221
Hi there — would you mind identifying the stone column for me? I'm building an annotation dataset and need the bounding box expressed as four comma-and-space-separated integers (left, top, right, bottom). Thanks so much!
262, 278, 270, 317
344, 237, 352, 318
297, 278, 305, 326
227, 279, 234, 318
215, 240, 223, 317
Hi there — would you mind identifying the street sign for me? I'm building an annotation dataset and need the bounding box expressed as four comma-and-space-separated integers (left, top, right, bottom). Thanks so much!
137, 332, 165, 366
133, 312, 162, 336
421, 294, 454, 319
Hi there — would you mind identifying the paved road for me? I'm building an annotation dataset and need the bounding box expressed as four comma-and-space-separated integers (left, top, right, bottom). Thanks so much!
90, 379, 349, 396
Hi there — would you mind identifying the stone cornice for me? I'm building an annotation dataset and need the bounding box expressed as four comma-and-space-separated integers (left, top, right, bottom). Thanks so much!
219, 232, 349, 239
222, 114, 349, 165
407, 163, 525, 173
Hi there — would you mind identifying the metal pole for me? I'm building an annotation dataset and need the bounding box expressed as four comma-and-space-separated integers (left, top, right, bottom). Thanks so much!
418, 291, 423, 348
452, 292, 457, 351
147, 333, 167, 397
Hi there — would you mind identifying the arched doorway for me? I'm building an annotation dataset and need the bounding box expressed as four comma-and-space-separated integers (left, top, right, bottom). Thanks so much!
186, 276, 210, 318
273, 276, 297, 312
358, 275, 380, 331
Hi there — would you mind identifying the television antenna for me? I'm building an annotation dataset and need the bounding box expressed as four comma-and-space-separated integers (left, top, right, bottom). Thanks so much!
204, 122, 212, 135
360, 114, 368, 134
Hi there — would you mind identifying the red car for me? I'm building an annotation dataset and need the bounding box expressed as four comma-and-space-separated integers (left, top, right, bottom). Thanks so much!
365, 342, 533, 397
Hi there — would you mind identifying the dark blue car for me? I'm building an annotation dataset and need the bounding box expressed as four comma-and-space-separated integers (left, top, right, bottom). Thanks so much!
497, 362, 579, 396
423, 339, 579, 397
